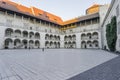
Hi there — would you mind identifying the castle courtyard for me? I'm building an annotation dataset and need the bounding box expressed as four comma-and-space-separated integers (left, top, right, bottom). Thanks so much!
0, 49, 118, 80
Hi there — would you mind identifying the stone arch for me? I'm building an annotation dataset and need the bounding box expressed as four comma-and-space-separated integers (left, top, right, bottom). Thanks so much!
87, 33, 92, 39
23, 31, 28, 38
22, 39, 28, 49
29, 32, 34, 38
64, 35, 67, 41
92, 32, 98, 39
5, 28, 13, 36
64, 42, 68, 48
15, 29, 21, 37
14, 39, 21, 48
57, 36, 60, 40
72, 35, 76, 40
57, 42, 60, 48
93, 40, 99, 48
50, 41, 53, 46
35, 40, 40, 48
50, 35, 53, 40
45, 34, 49, 40
35, 32, 40, 39
81, 41, 86, 49
45, 41, 50, 48
68, 41, 72, 48
69, 35, 72, 40
4, 38, 13, 49
54, 35, 57, 40
54, 42, 57, 48
87, 41, 92, 48
72, 41, 76, 48
81, 33, 86, 40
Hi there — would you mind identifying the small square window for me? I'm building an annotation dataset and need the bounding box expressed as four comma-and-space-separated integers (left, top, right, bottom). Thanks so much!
46, 16, 49, 19
39, 13, 42, 16
2, 2, 6, 4
30, 27, 32, 30
116, 5, 120, 17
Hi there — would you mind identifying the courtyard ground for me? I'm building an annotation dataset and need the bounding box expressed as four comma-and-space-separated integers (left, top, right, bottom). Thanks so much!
0, 49, 118, 80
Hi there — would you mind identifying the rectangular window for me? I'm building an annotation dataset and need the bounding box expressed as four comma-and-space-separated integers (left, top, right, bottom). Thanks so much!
39, 13, 42, 16
119, 39, 120, 47
6, 19, 13, 27
116, 5, 120, 17
7, 12, 14, 17
118, 22, 120, 34
46, 16, 49, 19
0, 9, 5, 15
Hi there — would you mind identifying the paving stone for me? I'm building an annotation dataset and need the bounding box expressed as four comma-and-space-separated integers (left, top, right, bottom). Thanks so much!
68, 56, 120, 80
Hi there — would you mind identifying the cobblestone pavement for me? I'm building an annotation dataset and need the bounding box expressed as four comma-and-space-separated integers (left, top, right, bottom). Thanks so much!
68, 56, 120, 80
0, 49, 118, 80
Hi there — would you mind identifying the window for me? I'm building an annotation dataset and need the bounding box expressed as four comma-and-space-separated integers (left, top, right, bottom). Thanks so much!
116, 5, 120, 17
54, 19, 57, 22
119, 39, 120, 47
6, 19, 13, 27
45, 29, 47, 32
7, 11, 14, 17
0, 10, 5, 14
39, 13, 42, 16
2, 2, 6, 4
118, 22, 120, 34
30, 27, 32, 30
16, 14, 22, 19
46, 16, 49, 19
23, 23, 28, 27
70, 30, 73, 33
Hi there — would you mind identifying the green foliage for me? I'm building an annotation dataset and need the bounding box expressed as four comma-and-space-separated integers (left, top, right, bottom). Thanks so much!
106, 16, 117, 51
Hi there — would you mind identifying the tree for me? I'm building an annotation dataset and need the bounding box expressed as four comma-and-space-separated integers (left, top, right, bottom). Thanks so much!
106, 16, 117, 51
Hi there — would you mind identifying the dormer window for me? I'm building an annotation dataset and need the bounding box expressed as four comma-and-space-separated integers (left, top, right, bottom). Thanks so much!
54, 19, 57, 21
46, 16, 49, 19
2, 2, 6, 4
39, 13, 42, 16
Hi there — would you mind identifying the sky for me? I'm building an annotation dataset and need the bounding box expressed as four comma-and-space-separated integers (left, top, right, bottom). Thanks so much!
12, 0, 111, 21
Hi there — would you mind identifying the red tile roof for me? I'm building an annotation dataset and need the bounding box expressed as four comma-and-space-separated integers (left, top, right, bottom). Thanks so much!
0, 0, 63, 24
0, 0, 100, 26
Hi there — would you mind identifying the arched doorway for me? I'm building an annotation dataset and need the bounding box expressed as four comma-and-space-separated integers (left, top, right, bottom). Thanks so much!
29, 32, 34, 39
72, 41, 76, 48
29, 40, 34, 49
87, 41, 92, 48
92, 32, 98, 39
68, 42, 72, 48
35, 32, 40, 39
64, 42, 67, 48
64, 36, 67, 41
15, 29, 21, 37
50, 35, 53, 40
81, 34, 86, 40
50, 41, 53, 48
14, 39, 21, 48
57, 42, 60, 48
81, 41, 86, 49
23, 31, 28, 38
87, 33, 92, 39
22, 39, 28, 49
93, 40, 99, 48
4, 38, 13, 49
5, 28, 13, 37
35, 40, 40, 48
45, 41, 49, 48
72, 35, 76, 41
45, 34, 49, 40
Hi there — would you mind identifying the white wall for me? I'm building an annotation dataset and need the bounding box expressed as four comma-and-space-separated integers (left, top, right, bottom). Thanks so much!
102, 0, 120, 52
0, 4, 110, 49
